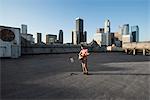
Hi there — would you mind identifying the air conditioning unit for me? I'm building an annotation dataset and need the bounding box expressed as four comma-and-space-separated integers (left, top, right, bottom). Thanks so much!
0, 26, 21, 58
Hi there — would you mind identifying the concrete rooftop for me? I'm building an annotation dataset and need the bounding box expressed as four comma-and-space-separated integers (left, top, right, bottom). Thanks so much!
1, 52, 150, 100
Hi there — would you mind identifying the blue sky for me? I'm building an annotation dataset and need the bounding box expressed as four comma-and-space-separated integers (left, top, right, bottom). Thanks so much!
0, 0, 149, 43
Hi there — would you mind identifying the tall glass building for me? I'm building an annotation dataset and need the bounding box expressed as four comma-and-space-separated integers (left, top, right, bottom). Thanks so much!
131, 25, 139, 42
37, 33, 42, 43
104, 19, 111, 46
104, 19, 110, 33
72, 30, 77, 45
122, 24, 129, 35
76, 17, 84, 44
58, 30, 63, 44
83, 31, 87, 42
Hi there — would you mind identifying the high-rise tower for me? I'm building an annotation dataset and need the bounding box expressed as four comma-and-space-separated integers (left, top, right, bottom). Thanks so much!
76, 17, 84, 44
104, 19, 111, 46
37, 33, 42, 43
72, 30, 77, 45
21, 24, 27, 34
58, 30, 63, 44
83, 31, 87, 42
122, 24, 129, 35
131, 25, 139, 42
104, 19, 110, 33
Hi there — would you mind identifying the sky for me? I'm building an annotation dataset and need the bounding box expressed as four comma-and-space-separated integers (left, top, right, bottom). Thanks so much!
0, 0, 149, 43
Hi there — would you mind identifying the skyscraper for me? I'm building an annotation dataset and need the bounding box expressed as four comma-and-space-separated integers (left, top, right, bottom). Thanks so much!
37, 33, 42, 43
93, 28, 106, 46
72, 30, 77, 45
21, 24, 27, 34
83, 31, 87, 43
104, 19, 110, 33
116, 26, 123, 41
104, 19, 111, 46
131, 25, 139, 42
122, 24, 129, 35
58, 30, 63, 44
118, 25, 123, 35
76, 17, 84, 44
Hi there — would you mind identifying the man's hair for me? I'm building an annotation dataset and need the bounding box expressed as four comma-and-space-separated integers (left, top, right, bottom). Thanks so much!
81, 44, 86, 49
81, 44, 84, 47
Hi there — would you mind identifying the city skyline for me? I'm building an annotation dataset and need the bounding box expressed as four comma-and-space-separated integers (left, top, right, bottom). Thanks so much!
0, 0, 149, 43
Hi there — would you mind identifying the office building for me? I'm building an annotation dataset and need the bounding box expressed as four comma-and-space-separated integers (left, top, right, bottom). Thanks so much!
131, 25, 139, 42
93, 33, 106, 46
58, 30, 63, 44
37, 33, 42, 43
83, 31, 87, 43
21, 34, 34, 45
72, 30, 77, 45
114, 32, 122, 47
46, 34, 57, 44
122, 24, 129, 35
106, 33, 112, 46
93, 28, 106, 46
104, 19, 111, 46
118, 25, 123, 35
21, 24, 27, 34
111, 33, 115, 45
21, 24, 34, 45
104, 19, 110, 33
117, 26, 123, 41
76, 17, 84, 44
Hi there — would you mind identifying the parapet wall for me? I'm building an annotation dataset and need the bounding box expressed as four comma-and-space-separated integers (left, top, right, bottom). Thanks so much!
122, 41, 150, 55
122, 42, 150, 50
21, 45, 106, 55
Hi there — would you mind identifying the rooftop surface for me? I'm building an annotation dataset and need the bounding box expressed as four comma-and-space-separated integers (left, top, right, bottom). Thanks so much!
1, 52, 150, 100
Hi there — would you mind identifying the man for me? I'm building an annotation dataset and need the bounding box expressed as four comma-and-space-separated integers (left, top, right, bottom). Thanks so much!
79, 45, 90, 75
